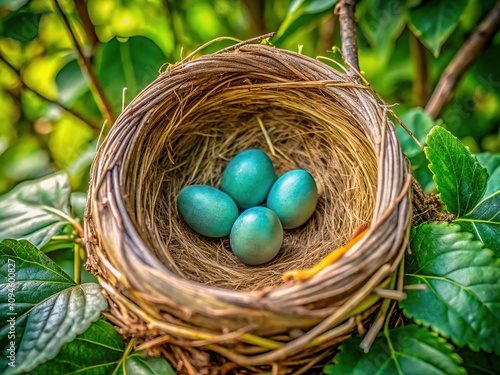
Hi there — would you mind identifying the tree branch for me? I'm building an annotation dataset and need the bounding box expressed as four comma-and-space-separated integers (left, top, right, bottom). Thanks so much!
425, 3, 500, 119
54, 0, 115, 125
74, 0, 99, 58
335, 0, 360, 82
410, 31, 431, 107
0, 53, 101, 132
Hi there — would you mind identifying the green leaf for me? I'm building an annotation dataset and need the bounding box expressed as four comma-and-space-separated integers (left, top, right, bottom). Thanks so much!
357, 0, 406, 61
454, 191, 500, 257
274, 0, 338, 44
0, 239, 75, 322
401, 222, 500, 355
94, 36, 165, 113
408, 0, 469, 57
476, 153, 500, 199
453, 152, 500, 256
425, 126, 488, 217
0, 240, 107, 374
30, 319, 124, 375
32, 321, 177, 375
121, 352, 177, 375
324, 325, 464, 375
456, 347, 500, 375
0, 172, 73, 247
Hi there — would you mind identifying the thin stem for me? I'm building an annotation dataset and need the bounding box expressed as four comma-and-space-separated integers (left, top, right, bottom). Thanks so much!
425, 3, 500, 118
0, 53, 101, 132
74, 242, 81, 284
112, 338, 137, 375
335, 0, 360, 81
343, 58, 424, 150
74, 0, 98, 57
54, 0, 115, 125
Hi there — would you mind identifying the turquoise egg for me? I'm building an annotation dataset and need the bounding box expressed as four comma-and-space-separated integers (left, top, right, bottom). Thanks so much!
221, 148, 277, 209
266, 169, 318, 229
177, 185, 239, 237
230, 207, 283, 266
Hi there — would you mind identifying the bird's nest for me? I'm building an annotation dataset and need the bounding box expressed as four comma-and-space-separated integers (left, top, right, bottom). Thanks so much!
85, 42, 411, 374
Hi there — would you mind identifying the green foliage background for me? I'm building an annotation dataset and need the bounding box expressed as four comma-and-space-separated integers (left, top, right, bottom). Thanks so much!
0, 0, 499, 374
0, 0, 499, 196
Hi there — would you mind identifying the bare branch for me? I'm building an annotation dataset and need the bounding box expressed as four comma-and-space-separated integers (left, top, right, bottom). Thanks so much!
335, 0, 360, 81
54, 0, 115, 125
0, 53, 102, 132
74, 0, 99, 57
410, 32, 431, 107
425, 3, 500, 118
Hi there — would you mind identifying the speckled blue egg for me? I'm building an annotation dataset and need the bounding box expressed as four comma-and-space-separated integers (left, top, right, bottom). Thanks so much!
221, 148, 277, 209
266, 169, 318, 229
177, 185, 239, 238
230, 207, 283, 266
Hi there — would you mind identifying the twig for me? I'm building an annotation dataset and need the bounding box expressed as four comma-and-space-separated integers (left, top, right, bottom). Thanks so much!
0, 53, 101, 132
335, 0, 360, 82
74, 0, 99, 57
410, 31, 431, 107
425, 3, 500, 118
54, 0, 115, 125
343, 58, 424, 150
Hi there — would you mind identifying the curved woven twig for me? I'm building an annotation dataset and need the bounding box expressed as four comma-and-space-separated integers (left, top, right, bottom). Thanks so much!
85, 44, 411, 374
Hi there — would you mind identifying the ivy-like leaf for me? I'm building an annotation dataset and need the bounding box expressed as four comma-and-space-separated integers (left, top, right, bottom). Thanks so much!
30, 319, 124, 374
425, 126, 488, 217
0, 172, 73, 248
120, 352, 177, 375
0, 240, 107, 374
324, 325, 465, 375
401, 222, 500, 355
274, 0, 338, 44
31, 321, 177, 375
457, 347, 500, 375
408, 0, 469, 57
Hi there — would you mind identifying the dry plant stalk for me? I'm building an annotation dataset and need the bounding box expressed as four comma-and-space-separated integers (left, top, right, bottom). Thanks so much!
85, 44, 411, 373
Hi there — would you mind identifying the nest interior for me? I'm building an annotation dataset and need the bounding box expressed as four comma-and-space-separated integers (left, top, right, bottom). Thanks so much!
85, 43, 411, 373
134, 81, 378, 292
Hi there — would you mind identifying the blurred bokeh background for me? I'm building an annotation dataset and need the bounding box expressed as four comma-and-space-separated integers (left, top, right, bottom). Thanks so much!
0, 0, 498, 196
